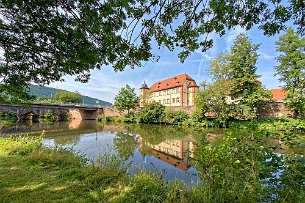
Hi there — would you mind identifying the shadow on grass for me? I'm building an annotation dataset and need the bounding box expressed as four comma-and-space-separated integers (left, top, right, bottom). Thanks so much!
0, 153, 95, 203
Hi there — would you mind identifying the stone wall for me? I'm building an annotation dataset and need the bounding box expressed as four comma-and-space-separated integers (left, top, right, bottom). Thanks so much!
165, 106, 195, 114
258, 101, 294, 118
68, 109, 99, 120
103, 107, 122, 117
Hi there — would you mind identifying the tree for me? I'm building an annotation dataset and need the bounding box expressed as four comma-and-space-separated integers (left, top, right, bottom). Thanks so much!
275, 28, 305, 117
114, 85, 138, 114
195, 80, 233, 125
54, 90, 82, 104
196, 34, 270, 120
138, 102, 165, 124
208, 52, 232, 81
0, 0, 303, 102
227, 33, 270, 120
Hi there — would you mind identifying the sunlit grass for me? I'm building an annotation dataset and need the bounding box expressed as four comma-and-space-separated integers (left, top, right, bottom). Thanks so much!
0, 134, 304, 202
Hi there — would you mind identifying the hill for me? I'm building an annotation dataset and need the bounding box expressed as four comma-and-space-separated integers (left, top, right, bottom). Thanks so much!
28, 85, 112, 106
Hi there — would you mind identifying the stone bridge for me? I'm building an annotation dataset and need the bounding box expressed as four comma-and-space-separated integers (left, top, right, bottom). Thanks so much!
0, 103, 105, 121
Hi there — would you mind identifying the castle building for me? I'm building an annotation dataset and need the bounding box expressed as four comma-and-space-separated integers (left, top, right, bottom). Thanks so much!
140, 74, 199, 107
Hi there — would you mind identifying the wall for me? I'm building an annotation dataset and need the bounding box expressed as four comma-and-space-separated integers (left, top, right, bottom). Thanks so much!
103, 107, 121, 117
68, 109, 99, 120
148, 87, 182, 107
166, 106, 195, 115
258, 101, 294, 118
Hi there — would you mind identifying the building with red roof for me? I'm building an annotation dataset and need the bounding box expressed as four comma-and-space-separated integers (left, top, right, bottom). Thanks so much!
260, 88, 294, 118
139, 74, 199, 107
268, 88, 287, 101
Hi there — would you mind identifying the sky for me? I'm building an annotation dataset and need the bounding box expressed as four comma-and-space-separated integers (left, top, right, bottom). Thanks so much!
48, 25, 286, 104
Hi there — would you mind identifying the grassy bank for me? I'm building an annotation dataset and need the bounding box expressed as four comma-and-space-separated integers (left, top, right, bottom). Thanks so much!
1, 133, 304, 202
0, 135, 201, 203
98, 113, 305, 132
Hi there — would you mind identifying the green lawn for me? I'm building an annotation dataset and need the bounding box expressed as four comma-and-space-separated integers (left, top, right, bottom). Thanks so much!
0, 144, 95, 202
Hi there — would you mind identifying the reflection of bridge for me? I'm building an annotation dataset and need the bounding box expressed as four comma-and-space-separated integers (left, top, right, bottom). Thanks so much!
0, 103, 104, 121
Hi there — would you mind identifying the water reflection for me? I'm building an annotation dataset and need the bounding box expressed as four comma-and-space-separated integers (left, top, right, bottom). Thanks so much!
1, 120, 211, 184
2, 119, 303, 191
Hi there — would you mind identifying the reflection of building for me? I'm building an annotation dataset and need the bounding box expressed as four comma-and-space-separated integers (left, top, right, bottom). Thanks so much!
139, 138, 195, 171
140, 74, 199, 107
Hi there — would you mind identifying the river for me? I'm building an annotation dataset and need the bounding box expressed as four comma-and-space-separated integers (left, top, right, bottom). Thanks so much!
1, 119, 304, 191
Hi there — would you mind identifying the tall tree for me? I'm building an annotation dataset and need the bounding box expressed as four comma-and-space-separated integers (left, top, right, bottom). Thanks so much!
114, 85, 138, 114
208, 52, 231, 81
196, 34, 270, 121
275, 28, 305, 117
55, 90, 82, 104
0, 0, 303, 102
227, 33, 270, 120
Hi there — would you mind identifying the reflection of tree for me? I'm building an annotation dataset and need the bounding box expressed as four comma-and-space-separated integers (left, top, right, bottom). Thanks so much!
123, 123, 225, 145
113, 132, 138, 160
194, 130, 289, 201
53, 134, 81, 145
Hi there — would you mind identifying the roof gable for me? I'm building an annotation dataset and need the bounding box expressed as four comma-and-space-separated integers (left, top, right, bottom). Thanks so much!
268, 88, 287, 100
150, 74, 198, 91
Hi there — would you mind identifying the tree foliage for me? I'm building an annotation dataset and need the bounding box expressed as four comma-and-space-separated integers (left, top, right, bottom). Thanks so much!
196, 33, 270, 121
228, 33, 270, 119
54, 90, 82, 104
196, 80, 233, 124
0, 0, 303, 102
138, 102, 165, 124
114, 85, 138, 114
275, 28, 305, 117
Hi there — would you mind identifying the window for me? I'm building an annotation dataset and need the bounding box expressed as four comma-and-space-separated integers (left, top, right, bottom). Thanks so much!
176, 97, 180, 103
163, 99, 166, 104
167, 98, 170, 103
159, 91, 161, 96
178, 87, 180, 93
172, 98, 175, 103
159, 100, 161, 103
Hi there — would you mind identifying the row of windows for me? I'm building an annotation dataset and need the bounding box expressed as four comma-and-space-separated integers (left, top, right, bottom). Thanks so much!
158, 97, 180, 104
153, 87, 181, 97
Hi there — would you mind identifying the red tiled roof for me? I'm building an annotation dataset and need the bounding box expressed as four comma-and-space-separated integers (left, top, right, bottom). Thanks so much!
150, 74, 198, 91
268, 88, 287, 100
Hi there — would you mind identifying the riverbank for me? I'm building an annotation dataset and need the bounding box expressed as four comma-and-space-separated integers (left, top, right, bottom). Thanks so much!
1, 131, 304, 202
0, 135, 203, 203
98, 113, 305, 132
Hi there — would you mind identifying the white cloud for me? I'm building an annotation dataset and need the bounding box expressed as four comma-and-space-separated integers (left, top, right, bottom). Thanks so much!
225, 26, 246, 49
258, 51, 276, 60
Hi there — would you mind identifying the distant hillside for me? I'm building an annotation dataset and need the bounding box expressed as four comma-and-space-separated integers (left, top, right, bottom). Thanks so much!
28, 85, 112, 106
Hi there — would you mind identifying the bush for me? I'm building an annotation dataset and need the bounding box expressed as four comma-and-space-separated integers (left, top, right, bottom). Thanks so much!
97, 115, 115, 122
138, 102, 165, 124
164, 109, 189, 124
40, 112, 57, 122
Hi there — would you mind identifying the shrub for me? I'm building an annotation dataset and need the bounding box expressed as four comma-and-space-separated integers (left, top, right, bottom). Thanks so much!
164, 109, 189, 124
138, 102, 165, 124
40, 112, 57, 122
97, 115, 116, 122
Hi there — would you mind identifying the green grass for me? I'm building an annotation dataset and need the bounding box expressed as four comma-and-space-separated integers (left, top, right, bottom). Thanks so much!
1, 134, 304, 203
0, 136, 200, 203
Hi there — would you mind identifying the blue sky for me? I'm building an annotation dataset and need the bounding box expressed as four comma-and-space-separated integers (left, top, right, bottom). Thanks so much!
49, 25, 285, 103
